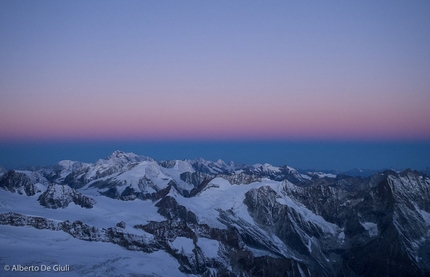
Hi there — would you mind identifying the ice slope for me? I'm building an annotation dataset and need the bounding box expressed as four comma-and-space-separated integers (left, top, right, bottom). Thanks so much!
0, 189, 164, 235
174, 177, 338, 236
114, 161, 172, 193
0, 225, 190, 277
172, 177, 261, 229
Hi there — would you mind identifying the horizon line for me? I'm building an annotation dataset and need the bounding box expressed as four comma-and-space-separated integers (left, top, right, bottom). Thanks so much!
1, 136, 430, 144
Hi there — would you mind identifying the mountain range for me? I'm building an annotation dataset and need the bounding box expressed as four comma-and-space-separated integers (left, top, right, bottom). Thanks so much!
0, 150, 429, 276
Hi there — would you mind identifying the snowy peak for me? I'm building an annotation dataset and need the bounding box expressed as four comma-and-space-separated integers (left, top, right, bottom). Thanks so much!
93, 150, 153, 175
48, 151, 156, 189
105, 150, 152, 164
0, 165, 5, 176
215, 159, 227, 168
172, 160, 195, 173
252, 163, 281, 173
307, 171, 337, 179
189, 158, 235, 174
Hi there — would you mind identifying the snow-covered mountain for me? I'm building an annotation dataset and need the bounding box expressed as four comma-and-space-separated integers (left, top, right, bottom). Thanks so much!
0, 151, 429, 276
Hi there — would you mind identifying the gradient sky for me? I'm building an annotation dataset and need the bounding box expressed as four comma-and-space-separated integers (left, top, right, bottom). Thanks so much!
1, 0, 429, 142
0, 1, 429, 169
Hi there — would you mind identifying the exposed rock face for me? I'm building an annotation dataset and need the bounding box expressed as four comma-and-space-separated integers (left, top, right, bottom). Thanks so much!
241, 170, 430, 277
0, 212, 159, 253
180, 171, 212, 189
155, 196, 198, 224
0, 212, 57, 229
218, 173, 261, 185
116, 221, 126, 228
0, 170, 41, 196
339, 170, 430, 277
190, 159, 234, 175
244, 185, 339, 275
137, 197, 313, 276
38, 184, 96, 209
246, 164, 309, 183
178, 172, 214, 197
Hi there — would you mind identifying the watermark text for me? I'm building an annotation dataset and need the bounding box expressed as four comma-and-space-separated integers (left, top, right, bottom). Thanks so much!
3, 264, 70, 272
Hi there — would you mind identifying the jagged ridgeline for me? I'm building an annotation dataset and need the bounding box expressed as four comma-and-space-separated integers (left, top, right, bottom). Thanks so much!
0, 150, 429, 276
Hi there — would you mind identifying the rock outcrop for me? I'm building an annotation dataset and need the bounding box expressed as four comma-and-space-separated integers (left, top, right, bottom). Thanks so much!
38, 184, 95, 209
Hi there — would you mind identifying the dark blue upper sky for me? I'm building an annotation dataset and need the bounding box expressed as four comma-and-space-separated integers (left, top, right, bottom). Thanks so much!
1, 140, 429, 171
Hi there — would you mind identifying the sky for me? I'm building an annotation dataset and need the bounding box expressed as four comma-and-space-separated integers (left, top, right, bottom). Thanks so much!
0, 1, 429, 170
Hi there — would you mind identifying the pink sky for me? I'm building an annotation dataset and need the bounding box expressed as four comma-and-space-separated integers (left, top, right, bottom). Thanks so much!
1, 86, 429, 142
